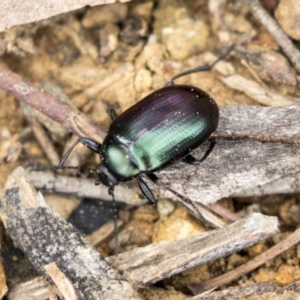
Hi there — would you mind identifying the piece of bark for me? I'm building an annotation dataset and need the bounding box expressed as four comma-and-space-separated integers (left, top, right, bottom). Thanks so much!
107, 213, 278, 286
9, 278, 300, 300
233, 172, 300, 197
1, 167, 140, 300
217, 105, 300, 142
0, 0, 132, 32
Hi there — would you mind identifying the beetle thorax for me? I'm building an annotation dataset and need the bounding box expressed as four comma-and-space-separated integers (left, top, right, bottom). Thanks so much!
102, 138, 140, 181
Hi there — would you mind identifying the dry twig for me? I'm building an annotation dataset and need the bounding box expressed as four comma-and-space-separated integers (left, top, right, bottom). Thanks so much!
249, 0, 300, 73
191, 281, 300, 300
0, 64, 106, 143
190, 227, 300, 295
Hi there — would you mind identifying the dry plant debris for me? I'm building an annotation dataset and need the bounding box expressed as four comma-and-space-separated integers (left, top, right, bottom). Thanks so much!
1, 0, 300, 299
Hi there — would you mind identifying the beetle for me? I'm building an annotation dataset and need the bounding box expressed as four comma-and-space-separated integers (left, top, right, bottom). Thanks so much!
59, 46, 233, 204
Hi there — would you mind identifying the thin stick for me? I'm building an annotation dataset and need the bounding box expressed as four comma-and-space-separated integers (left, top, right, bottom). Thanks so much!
189, 227, 300, 295
27, 117, 60, 165
0, 63, 107, 142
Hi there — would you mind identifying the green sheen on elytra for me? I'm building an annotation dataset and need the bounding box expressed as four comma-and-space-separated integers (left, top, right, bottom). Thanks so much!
102, 85, 219, 181
133, 114, 208, 171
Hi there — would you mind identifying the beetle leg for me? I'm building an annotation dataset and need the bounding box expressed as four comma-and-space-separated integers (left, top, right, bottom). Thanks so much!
136, 176, 157, 204
182, 154, 200, 165
108, 108, 118, 121
81, 138, 102, 153
146, 172, 160, 183
182, 140, 216, 165
58, 137, 102, 167
198, 139, 216, 163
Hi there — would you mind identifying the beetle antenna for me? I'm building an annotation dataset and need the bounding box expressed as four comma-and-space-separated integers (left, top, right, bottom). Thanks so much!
58, 138, 84, 167
58, 137, 103, 168
108, 186, 119, 257
166, 44, 235, 86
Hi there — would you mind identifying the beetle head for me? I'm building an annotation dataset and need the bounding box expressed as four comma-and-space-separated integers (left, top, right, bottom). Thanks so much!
95, 162, 119, 187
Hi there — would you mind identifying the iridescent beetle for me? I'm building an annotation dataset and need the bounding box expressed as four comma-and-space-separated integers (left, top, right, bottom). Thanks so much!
59, 46, 233, 204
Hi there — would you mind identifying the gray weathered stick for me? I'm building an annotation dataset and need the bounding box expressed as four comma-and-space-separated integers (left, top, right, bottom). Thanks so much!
217, 105, 300, 142
107, 213, 278, 286
233, 173, 300, 197
155, 140, 300, 205
1, 167, 140, 300
27, 170, 146, 206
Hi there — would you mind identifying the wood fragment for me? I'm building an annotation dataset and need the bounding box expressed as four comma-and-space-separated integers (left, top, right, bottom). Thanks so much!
222, 75, 297, 106
190, 227, 300, 295
107, 213, 279, 286
1, 167, 140, 300
28, 170, 226, 229
233, 172, 300, 197
7, 276, 56, 300
86, 219, 123, 247
44, 263, 77, 300
217, 105, 300, 141
0, 0, 132, 32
